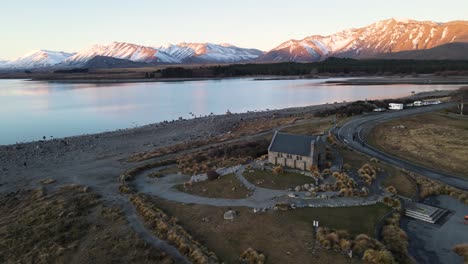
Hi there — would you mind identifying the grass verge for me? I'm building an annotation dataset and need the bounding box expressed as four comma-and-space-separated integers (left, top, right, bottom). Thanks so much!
244, 169, 314, 190
177, 173, 251, 199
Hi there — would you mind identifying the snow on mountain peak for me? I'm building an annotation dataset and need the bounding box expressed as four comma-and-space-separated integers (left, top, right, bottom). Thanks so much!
262, 18, 468, 62
64, 42, 180, 65
2, 49, 74, 69
158, 42, 263, 63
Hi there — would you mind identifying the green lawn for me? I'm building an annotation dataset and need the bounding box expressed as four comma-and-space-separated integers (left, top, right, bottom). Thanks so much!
243, 169, 314, 190
148, 196, 390, 263
289, 203, 391, 237
176, 173, 251, 199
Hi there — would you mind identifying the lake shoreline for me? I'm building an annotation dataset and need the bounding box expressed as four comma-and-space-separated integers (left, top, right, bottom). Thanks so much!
0, 89, 455, 204
36, 75, 468, 85
2, 74, 468, 85
0, 89, 455, 148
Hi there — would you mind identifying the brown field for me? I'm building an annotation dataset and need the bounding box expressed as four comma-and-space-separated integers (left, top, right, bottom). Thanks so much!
176, 173, 251, 199
368, 112, 468, 178
0, 186, 173, 264
279, 119, 332, 135
147, 196, 391, 263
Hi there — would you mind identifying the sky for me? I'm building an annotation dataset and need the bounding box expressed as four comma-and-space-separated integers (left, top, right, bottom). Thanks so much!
1, 0, 467, 59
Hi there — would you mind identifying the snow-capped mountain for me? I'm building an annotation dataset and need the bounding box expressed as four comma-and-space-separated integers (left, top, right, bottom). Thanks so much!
261, 18, 468, 62
63, 42, 180, 66
158, 43, 264, 63
1, 18, 467, 70
63, 42, 263, 66
2, 50, 74, 69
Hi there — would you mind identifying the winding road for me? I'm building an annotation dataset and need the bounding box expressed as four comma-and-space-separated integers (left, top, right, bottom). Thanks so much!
334, 103, 468, 190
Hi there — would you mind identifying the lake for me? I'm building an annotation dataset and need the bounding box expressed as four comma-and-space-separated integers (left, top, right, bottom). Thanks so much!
0, 78, 462, 145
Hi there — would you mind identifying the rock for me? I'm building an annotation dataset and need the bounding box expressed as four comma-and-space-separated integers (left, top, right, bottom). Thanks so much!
303, 184, 310, 189
224, 210, 238, 220
40, 178, 56, 185
294, 186, 301, 192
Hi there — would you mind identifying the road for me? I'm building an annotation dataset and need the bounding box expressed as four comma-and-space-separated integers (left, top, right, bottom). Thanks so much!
335, 103, 468, 190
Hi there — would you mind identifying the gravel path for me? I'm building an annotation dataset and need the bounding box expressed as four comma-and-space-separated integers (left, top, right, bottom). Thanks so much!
134, 164, 381, 209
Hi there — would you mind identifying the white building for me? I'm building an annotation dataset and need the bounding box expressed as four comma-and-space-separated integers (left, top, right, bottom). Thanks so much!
389, 103, 404, 110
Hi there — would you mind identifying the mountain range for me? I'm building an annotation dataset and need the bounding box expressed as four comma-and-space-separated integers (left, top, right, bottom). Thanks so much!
1, 18, 467, 70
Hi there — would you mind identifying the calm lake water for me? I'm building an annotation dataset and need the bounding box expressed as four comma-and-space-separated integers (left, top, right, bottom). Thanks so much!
0, 78, 462, 145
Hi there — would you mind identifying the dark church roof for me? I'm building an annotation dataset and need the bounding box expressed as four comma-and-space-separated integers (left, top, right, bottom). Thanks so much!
268, 132, 318, 157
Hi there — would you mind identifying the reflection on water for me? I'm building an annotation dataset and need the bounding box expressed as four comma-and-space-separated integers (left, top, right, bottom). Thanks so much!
0, 78, 462, 145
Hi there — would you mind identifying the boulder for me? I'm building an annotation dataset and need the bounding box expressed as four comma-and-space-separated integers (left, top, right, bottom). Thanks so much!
224, 210, 238, 220
294, 186, 301, 192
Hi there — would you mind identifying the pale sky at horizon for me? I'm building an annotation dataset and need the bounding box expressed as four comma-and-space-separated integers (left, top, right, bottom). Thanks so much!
1, 0, 467, 60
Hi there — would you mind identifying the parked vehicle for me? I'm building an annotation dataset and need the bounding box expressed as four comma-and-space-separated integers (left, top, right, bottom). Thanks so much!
389, 103, 404, 110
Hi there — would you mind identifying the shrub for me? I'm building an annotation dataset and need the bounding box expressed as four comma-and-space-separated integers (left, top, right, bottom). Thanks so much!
381, 216, 409, 263
358, 164, 377, 186
386, 186, 397, 195
352, 234, 383, 256
272, 166, 284, 175
206, 170, 220, 181
362, 249, 395, 264
453, 244, 468, 262
342, 163, 351, 171
239, 248, 266, 264
309, 165, 319, 173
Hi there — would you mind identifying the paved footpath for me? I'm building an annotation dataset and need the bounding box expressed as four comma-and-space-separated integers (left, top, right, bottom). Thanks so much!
134, 164, 381, 209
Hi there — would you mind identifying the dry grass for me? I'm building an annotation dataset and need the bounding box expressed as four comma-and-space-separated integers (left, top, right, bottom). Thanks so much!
230, 116, 302, 136
146, 196, 391, 263
340, 148, 417, 198
131, 195, 218, 263
279, 119, 332, 135
0, 185, 173, 264
177, 139, 270, 175
128, 116, 298, 163
177, 173, 251, 199
368, 112, 468, 178
243, 169, 314, 190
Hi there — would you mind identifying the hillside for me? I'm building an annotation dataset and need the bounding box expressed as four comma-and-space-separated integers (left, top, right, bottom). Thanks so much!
374, 42, 468, 60
261, 19, 468, 62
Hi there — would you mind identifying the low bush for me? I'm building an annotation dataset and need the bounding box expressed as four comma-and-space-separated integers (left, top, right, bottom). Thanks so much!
358, 164, 377, 186
239, 248, 266, 264
206, 170, 220, 181
453, 244, 468, 262
272, 166, 284, 175
362, 249, 395, 264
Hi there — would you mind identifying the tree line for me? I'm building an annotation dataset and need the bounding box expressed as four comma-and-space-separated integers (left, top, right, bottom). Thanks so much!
159, 58, 468, 78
